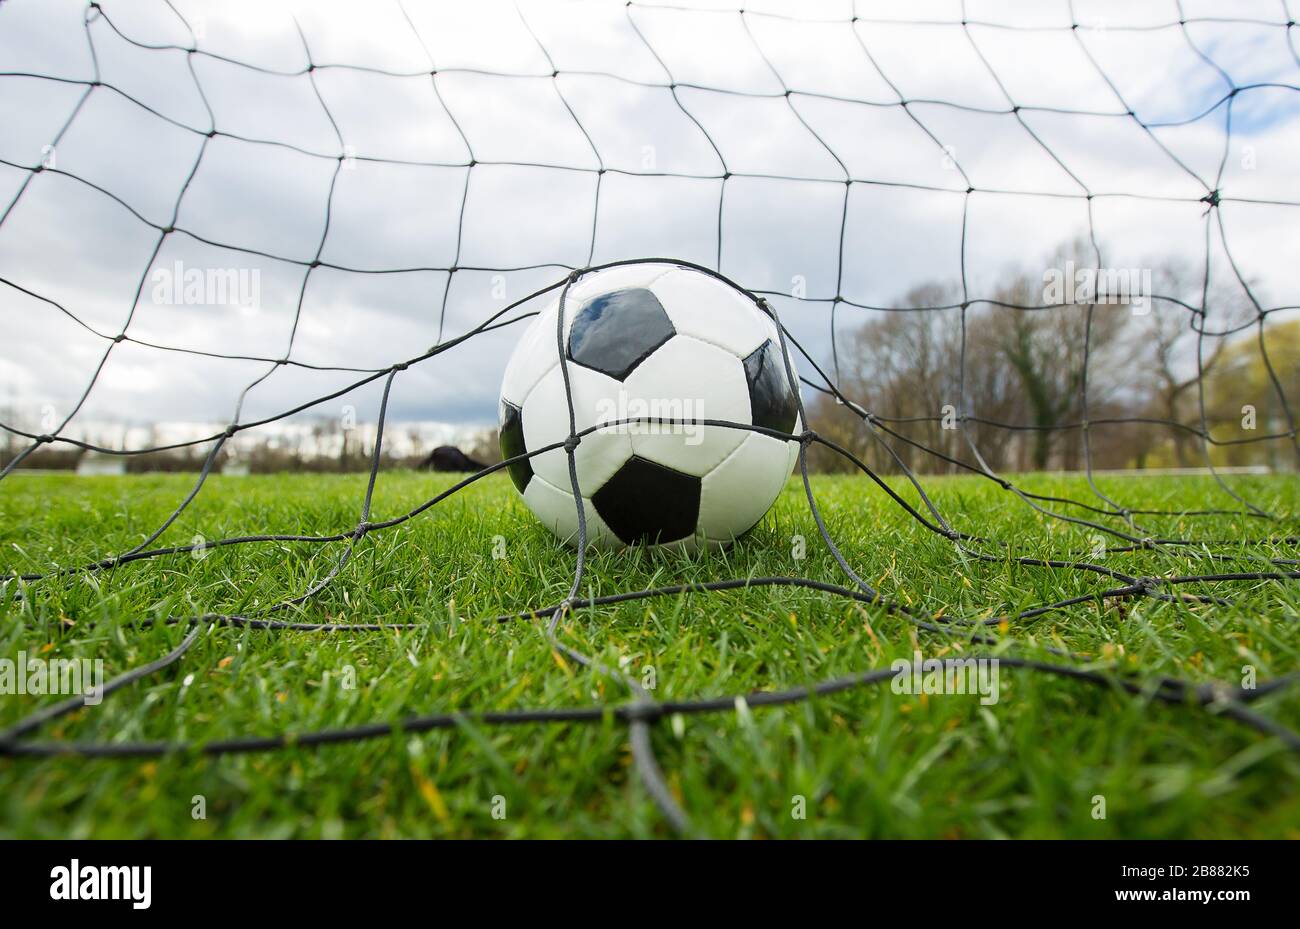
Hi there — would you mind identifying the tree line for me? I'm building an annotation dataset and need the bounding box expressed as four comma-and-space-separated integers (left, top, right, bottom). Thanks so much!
807, 240, 1299, 475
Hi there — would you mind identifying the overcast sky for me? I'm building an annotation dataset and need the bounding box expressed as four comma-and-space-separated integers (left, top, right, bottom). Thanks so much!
1, 0, 1297, 448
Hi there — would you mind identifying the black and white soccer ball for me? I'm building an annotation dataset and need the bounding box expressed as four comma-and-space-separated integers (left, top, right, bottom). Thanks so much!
498, 263, 802, 551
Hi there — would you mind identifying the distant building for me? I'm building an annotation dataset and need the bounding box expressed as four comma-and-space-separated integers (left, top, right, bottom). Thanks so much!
75, 451, 126, 476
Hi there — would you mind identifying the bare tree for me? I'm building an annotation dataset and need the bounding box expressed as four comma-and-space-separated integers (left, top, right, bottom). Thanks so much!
1141, 264, 1253, 466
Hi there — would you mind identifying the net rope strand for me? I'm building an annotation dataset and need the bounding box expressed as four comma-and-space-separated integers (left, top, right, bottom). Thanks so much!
0, 1, 1297, 836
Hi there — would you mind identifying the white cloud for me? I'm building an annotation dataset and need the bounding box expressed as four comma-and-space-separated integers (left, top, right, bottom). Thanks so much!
0, 0, 1296, 448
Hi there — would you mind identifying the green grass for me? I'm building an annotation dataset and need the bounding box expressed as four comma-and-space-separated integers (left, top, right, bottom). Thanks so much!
0, 468, 1297, 838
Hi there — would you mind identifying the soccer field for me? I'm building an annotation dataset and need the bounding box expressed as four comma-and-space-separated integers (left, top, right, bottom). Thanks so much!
1, 469, 1296, 839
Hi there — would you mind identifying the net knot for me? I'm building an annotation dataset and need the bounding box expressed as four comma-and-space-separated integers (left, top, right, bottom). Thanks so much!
1195, 681, 1235, 706
35, 434, 54, 445
353, 522, 371, 539
1200, 189, 1221, 208
392, 361, 408, 372
621, 701, 663, 723
798, 429, 816, 445
563, 434, 581, 454
223, 425, 238, 438
1134, 576, 1161, 593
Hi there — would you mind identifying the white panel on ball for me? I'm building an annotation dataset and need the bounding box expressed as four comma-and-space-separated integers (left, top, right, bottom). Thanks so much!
698, 431, 796, 541
500, 299, 561, 407
523, 474, 620, 548
786, 412, 804, 474
564, 262, 677, 308
522, 361, 632, 495
650, 268, 771, 358
624, 335, 751, 477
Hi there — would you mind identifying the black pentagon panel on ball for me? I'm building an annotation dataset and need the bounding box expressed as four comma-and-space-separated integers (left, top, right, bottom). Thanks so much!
592, 456, 701, 545
743, 339, 799, 434
498, 399, 532, 494
566, 288, 676, 381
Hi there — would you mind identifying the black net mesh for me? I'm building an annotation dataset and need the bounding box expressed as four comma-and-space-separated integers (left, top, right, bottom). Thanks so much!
0, 1, 1297, 835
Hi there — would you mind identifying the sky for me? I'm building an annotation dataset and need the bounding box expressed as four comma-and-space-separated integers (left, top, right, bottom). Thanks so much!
0, 0, 1297, 453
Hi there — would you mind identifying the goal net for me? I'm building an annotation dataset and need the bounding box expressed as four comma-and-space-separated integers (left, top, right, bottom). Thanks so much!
0, 0, 1297, 834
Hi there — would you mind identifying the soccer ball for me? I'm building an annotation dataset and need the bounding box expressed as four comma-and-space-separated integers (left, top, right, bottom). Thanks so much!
498, 262, 802, 551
